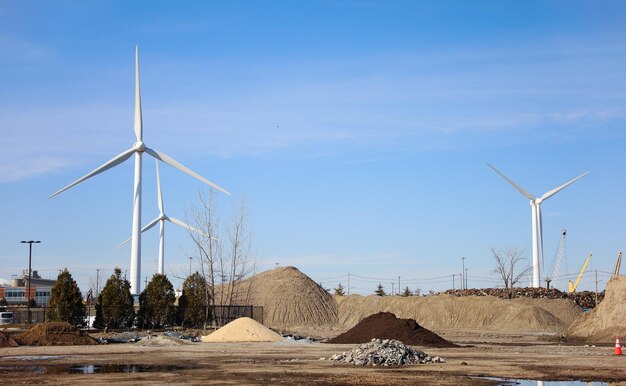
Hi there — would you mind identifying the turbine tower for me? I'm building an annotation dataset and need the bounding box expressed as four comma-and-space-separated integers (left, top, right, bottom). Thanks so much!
115, 160, 204, 275
487, 163, 588, 288
50, 47, 230, 295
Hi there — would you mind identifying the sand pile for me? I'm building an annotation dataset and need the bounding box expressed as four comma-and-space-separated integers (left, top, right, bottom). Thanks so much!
0, 331, 18, 347
329, 312, 456, 347
564, 276, 626, 342
135, 335, 192, 347
13, 322, 97, 346
511, 297, 582, 326
335, 294, 571, 333
232, 266, 338, 330
201, 317, 283, 342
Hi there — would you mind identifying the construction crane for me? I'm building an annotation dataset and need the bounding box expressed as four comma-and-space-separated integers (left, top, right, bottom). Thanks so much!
568, 252, 592, 293
613, 251, 622, 278
545, 229, 567, 290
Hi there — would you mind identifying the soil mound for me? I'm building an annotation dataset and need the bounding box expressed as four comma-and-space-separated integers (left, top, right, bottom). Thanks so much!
335, 294, 569, 333
0, 331, 18, 347
234, 266, 338, 330
201, 317, 283, 342
13, 322, 97, 346
564, 276, 626, 342
328, 312, 456, 347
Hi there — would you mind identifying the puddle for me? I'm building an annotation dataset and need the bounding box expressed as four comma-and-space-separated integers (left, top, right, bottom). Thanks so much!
494, 379, 609, 386
0, 364, 189, 374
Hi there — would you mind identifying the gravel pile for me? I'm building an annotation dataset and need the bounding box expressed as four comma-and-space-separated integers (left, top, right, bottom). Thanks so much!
327, 339, 444, 366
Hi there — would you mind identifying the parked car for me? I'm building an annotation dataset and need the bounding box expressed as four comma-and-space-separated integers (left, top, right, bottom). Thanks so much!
0, 311, 14, 325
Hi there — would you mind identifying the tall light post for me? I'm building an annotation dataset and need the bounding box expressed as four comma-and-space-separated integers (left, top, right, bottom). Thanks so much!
20, 240, 41, 324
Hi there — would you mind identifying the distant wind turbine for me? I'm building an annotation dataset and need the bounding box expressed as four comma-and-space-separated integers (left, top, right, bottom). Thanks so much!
114, 160, 204, 275
50, 47, 230, 295
487, 163, 588, 288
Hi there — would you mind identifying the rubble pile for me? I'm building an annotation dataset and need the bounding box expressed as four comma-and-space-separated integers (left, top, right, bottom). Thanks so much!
443, 288, 603, 308
327, 339, 444, 366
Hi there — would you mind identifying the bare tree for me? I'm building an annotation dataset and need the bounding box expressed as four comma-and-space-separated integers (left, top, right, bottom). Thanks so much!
492, 246, 531, 298
188, 189, 256, 326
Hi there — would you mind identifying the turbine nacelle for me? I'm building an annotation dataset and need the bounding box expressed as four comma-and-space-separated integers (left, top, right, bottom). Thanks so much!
133, 141, 146, 152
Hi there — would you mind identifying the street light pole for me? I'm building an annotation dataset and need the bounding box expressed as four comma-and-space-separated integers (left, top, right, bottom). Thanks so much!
20, 240, 41, 324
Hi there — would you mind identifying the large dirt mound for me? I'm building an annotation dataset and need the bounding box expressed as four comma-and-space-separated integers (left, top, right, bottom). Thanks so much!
511, 297, 582, 326
564, 276, 626, 342
0, 331, 18, 347
335, 294, 571, 333
13, 322, 97, 346
328, 312, 456, 347
236, 266, 338, 330
201, 317, 283, 342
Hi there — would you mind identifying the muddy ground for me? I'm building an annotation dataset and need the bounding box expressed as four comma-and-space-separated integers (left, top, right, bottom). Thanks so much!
1, 330, 625, 385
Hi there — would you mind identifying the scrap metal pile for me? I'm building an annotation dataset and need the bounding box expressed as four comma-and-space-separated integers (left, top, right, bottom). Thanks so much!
443, 288, 603, 308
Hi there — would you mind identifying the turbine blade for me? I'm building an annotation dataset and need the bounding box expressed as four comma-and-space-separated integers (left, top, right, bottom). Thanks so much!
168, 216, 203, 234
486, 163, 536, 200
142, 217, 161, 233
49, 147, 135, 198
113, 217, 160, 251
156, 160, 164, 213
540, 171, 590, 201
134, 46, 143, 142
113, 236, 132, 251
144, 147, 231, 196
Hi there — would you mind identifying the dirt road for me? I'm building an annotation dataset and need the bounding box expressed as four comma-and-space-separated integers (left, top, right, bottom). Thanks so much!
1, 331, 624, 385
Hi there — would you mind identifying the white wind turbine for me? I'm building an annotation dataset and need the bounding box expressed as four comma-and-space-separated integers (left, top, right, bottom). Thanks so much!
50, 47, 230, 295
115, 160, 203, 275
487, 163, 588, 288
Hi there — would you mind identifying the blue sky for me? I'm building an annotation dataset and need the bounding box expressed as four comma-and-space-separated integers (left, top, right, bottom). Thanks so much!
1, 1, 625, 294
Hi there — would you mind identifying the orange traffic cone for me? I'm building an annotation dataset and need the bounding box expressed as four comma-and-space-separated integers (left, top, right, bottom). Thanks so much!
615, 336, 623, 355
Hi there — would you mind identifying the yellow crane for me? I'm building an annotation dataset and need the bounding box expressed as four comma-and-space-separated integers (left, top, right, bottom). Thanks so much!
613, 251, 622, 278
568, 252, 592, 293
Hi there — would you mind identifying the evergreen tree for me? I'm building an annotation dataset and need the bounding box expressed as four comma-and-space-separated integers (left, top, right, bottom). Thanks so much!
401, 286, 412, 297
0, 298, 7, 306
138, 274, 176, 328
334, 282, 345, 296
46, 269, 86, 327
178, 272, 210, 328
374, 283, 386, 296
94, 267, 135, 329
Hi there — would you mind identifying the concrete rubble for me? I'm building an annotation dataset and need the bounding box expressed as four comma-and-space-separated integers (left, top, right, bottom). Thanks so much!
326, 338, 444, 366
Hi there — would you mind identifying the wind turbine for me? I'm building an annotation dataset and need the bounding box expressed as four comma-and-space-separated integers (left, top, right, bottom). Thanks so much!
115, 160, 203, 275
50, 47, 230, 295
487, 163, 588, 288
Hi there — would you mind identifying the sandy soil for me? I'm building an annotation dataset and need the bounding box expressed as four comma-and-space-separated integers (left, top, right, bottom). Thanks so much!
1, 331, 624, 385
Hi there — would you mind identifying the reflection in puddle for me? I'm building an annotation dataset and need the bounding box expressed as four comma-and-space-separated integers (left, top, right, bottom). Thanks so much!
0, 364, 188, 374
497, 380, 609, 386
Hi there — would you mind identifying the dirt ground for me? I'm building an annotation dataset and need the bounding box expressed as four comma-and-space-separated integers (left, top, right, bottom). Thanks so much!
1, 330, 625, 385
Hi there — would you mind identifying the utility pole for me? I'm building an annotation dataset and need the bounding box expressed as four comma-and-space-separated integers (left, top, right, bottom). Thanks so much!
347, 273, 350, 295
398, 276, 401, 294
391, 282, 395, 296
452, 274, 456, 290
461, 257, 466, 290
465, 268, 467, 289
20, 240, 41, 324
595, 269, 599, 306
189, 256, 193, 276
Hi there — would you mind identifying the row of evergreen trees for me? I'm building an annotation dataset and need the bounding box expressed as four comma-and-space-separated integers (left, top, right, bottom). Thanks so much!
45, 268, 210, 329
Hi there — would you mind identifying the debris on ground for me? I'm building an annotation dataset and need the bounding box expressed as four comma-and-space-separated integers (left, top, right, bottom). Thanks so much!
13, 322, 97, 346
326, 338, 444, 366
329, 312, 456, 347
274, 336, 315, 346
443, 287, 604, 309
201, 317, 283, 342
0, 331, 18, 347
135, 335, 193, 347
